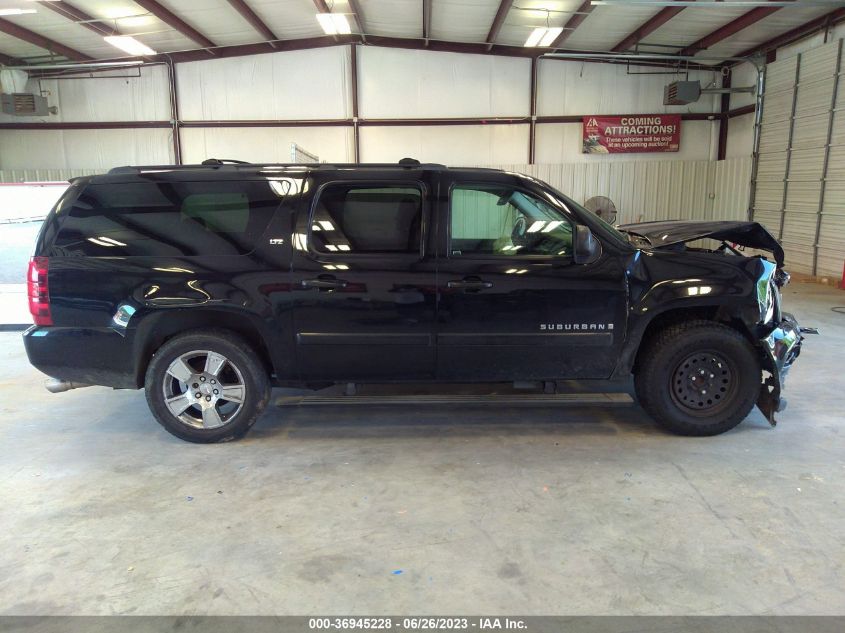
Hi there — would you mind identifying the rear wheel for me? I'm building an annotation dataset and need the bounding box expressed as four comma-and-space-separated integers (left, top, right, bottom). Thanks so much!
144, 330, 271, 443
634, 320, 760, 436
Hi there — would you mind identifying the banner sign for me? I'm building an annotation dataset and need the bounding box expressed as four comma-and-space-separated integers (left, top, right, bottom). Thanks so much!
582, 114, 681, 154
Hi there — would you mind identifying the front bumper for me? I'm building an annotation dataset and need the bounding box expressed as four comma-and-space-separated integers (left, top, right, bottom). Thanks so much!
757, 312, 804, 425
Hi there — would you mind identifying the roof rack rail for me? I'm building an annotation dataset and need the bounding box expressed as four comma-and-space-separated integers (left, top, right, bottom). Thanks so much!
201, 158, 251, 165
107, 160, 450, 175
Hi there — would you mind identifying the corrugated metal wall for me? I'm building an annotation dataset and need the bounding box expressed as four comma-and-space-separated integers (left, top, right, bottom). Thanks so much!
2, 158, 751, 227
0, 160, 752, 225
752, 38, 845, 276
0, 47, 723, 170
0, 168, 97, 182
490, 157, 751, 225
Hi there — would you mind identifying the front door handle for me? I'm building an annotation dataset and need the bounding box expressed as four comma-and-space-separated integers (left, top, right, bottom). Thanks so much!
301, 276, 348, 290
447, 278, 493, 290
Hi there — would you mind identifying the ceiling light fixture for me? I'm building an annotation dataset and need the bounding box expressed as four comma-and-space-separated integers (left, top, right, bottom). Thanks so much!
524, 27, 563, 48
316, 13, 352, 35
590, 1, 841, 6
0, 9, 37, 16
103, 35, 156, 56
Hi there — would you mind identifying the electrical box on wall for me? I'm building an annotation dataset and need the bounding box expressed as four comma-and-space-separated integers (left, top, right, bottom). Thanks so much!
1, 92, 56, 116
664, 81, 701, 106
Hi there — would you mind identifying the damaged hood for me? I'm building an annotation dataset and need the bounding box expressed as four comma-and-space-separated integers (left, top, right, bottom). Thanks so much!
618, 220, 785, 268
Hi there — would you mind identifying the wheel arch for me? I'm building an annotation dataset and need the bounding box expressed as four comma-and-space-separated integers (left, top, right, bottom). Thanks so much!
132, 308, 276, 388
622, 303, 761, 377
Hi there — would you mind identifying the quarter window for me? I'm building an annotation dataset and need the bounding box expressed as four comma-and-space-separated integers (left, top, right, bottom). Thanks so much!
450, 185, 573, 257
54, 181, 279, 257
310, 185, 423, 254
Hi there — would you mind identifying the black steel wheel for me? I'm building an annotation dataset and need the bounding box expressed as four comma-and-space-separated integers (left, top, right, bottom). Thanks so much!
670, 351, 738, 416
635, 320, 760, 436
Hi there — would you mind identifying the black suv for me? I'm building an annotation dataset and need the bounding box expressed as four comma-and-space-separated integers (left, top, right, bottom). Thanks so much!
24, 160, 806, 442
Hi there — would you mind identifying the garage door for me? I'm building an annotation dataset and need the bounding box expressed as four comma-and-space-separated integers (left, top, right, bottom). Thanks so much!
753, 39, 844, 276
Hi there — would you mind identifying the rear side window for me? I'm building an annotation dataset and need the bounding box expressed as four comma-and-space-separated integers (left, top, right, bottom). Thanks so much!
53, 181, 280, 257
310, 184, 423, 254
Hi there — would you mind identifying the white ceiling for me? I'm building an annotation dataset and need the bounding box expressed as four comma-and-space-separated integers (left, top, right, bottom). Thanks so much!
0, 0, 839, 64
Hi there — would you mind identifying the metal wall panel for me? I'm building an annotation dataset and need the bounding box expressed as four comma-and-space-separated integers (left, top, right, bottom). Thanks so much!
754, 181, 786, 210
758, 119, 791, 154
788, 147, 826, 181
761, 89, 795, 124
755, 39, 845, 275
713, 157, 752, 220
795, 78, 834, 120
491, 157, 750, 225
790, 114, 832, 149
755, 153, 788, 181
764, 56, 799, 93
800, 41, 840, 84
0, 169, 96, 182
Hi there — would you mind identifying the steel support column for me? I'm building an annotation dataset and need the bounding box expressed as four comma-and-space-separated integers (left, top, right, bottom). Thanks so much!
529, 56, 538, 164
351, 44, 360, 163
812, 39, 843, 275
777, 54, 801, 240
717, 71, 731, 160
166, 59, 182, 164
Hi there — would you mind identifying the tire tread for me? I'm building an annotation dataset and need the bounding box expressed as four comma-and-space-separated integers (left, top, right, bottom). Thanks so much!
635, 320, 760, 436
144, 329, 271, 443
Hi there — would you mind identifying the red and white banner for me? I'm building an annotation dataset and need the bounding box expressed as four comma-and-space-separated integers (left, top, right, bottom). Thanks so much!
582, 115, 681, 154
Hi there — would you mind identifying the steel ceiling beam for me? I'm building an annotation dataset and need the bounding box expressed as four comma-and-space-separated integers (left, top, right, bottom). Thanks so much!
731, 6, 845, 62
612, 1, 688, 52
485, 1, 514, 51
550, 1, 595, 49
151, 34, 714, 70
225, 0, 278, 42
133, 0, 216, 49
677, 4, 782, 56
311, 0, 338, 42
0, 17, 92, 61
347, 0, 366, 38
38, 1, 118, 37
0, 50, 23, 66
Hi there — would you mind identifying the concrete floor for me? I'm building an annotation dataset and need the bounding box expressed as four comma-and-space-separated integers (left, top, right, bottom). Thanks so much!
1, 282, 844, 616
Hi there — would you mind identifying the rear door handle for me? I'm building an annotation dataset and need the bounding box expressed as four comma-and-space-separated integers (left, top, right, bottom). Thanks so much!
301, 276, 348, 290
447, 278, 493, 290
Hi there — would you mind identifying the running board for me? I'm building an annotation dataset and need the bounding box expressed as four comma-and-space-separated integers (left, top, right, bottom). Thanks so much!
276, 392, 633, 407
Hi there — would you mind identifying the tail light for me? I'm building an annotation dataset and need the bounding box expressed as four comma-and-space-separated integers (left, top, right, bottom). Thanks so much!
27, 256, 52, 326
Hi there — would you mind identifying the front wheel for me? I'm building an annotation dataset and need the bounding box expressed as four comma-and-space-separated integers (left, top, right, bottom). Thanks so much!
144, 330, 271, 443
634, 320, 760, 436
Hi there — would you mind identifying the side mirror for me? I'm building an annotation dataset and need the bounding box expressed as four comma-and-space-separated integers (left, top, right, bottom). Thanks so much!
573, 224, 602, 265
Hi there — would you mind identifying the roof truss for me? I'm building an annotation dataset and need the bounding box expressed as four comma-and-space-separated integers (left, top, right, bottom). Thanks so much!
37, 1, 117, 37
678, 5, 781, 56
486, 1, 514, 51
0, 16, 92, 61
133, 0, 216, 49
612, 2, 687, 52
225, 0, 277, 42
551, 1, 595, 49
732, 6, 845, 62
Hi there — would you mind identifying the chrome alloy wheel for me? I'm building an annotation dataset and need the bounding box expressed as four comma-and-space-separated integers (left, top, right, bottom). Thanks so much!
162, 350, 246, 429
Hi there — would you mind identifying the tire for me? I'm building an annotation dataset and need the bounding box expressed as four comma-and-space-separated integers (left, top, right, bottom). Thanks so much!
634, 320, 760, 436
144, 329, 271, 443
